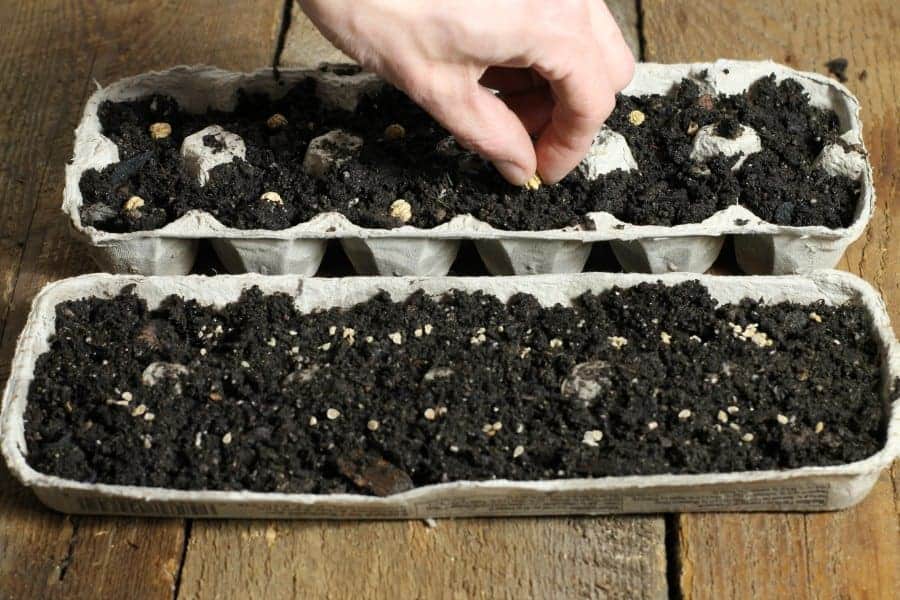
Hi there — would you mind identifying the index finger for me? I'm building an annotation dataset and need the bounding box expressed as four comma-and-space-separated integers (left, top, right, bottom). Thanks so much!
533, 63, 615, 184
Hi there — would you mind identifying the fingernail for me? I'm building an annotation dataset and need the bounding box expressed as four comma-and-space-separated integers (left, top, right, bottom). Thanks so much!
494, 160, 530, 185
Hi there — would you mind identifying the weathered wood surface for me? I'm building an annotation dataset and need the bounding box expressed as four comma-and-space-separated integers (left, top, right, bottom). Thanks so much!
0, 1, 283, 599
643, 1, 900, 598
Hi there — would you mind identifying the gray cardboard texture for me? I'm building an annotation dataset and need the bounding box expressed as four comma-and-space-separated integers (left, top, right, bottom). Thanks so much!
2, 270, 898, 519
64, 60, 874, 277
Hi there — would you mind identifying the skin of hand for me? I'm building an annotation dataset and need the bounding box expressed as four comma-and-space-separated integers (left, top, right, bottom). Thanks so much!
298, 0, 635, 185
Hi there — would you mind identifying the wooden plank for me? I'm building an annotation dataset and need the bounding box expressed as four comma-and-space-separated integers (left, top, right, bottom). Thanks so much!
179, 516, 666, 599
0, 2, 284, 599
281, 0, 641, 67
642, 1, 900, 598
183, 4, 667, 599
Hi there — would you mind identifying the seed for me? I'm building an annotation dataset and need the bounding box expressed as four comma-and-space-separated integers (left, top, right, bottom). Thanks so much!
660, 332, 672, 345
389, 199, 413, 223
727, 405, 740, 415
492, 421, 503, 431
131, 404, 148, 417
209, 392, 223, 402
414, 328, 423, 337
741, 433, 754, 443
123, 195, 145, 212
717, 410, 728, 423
149, 122, 172, 140
384, 123, 406, 140
143, 436, 152, 449
470, 331, 487, 346
328, 326, 337, 335
240, 360, 251, 368
260, 191, 283, 205
678, 409, 692, 420
524, 174, 542, 191
365, 336, 374, 343
776, 414, 789, 425
267, 337, 277, 347
388, 332, 403, 345
309, 416, 318, 426
326, 408, 341, 420
815, 421, 825, 434
121, 391, 133, 402
647, 421, 659, 431
627, 110, 646, 126
367, 419, 380, 431
549, 338, 563, 349
809, 312, 823, 323
729, 422, 741, 431
513, 445, 525, 458
342, 328, 355, 342
200, 348, 207, 356
424, 408, 437, 421
144, 412, 155, 422
266, 113, 288, 129
582, 430, 603, 447
222, 432, 233, 445
450, 445, 459, 453
318, 342, 332, 351
608, 336, 628, 349
424, 324, 433, 335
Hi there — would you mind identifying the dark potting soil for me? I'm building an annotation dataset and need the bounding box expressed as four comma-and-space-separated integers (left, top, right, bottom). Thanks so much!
78, 67, 861, 233
24, 282, 887, 495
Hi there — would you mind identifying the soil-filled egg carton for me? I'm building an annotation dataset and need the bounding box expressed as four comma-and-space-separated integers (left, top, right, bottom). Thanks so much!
1, 270, 897, 518
63, 60, 874, 277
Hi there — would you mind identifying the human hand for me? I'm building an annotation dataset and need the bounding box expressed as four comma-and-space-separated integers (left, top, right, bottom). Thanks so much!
298, 0, 635, 185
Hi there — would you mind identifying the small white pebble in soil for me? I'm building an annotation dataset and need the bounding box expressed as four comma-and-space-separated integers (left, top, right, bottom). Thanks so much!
492, 421, 503, 431
776, 414, 789, 425
628, 110, 646, 126
318, 342, 332, 351
144, 412, 155, 422
424, 408, 437, 421
367, 419, 380, 431
729, 322, 773, 348
149, 122, 172, 140
342, 327, 355, 342
513, 445, 525, 458
689, 335, 702, 344
678, 409, 692, 420
450, 445, 459, 453
260, 191, 283, 205
741, 433, 755, 443
519, 347, 532, 359
384, 123, 406, 140
647, 421, 659, 431
516, 423, 525, 434
815, 421, 825, 434
549, 338, 563, 349
326, 408, 341, 420
660, 331, 672, 345
582, 430, 604, 447
222, 432, 233, 445
200, 348, 207, 356
241, 360, 251, 368
266, 113, 288, 130
470, 330, 487, 346
328, 325, 337, 335
194, 432, 203, 448
727, 405, 740, 415
524, 173, 542, 190
131, 404, 147, 417
809, 312, 823, 323
389, 199, 413, 223
365, 336, 374, 343
414, 328, 423, 337
424, 324, 433, 335
388, 332, 403, 345
121, 391, 133, 402
309, 416, 318, 426
143, 436, 152, 449
717, 410, 729, 423
288, 329, 298, 336
123, 195, 145, 212
608, 336, 628, 349
729, 422, 741, 431
438, 406, 448, 416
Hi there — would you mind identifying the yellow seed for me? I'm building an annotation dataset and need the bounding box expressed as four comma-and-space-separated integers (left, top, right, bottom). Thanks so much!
266, 113, 288, 130
384, 123, 406, 140
628, 110, 646, 126
389, 199, 413, 223
123, 195, 145, 212
149, 122, 172, 140
260, 191, 284, 205
524, 174, 542, 191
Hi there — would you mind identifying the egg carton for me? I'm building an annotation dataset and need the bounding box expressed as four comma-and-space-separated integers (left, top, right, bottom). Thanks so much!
2, 270, 898, 519
64, 60, 874, 277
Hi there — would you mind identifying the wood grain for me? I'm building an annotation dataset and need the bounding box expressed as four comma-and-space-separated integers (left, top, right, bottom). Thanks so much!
0, 2, 284, 599
642, 1, 900, 598
179, 516, 666, 600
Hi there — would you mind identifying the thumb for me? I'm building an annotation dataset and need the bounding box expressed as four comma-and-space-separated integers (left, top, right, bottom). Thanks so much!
414, 78, 537, 185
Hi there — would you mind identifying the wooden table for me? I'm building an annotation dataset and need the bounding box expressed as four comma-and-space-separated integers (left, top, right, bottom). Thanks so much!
0, 1, 896, 598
